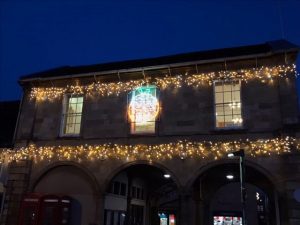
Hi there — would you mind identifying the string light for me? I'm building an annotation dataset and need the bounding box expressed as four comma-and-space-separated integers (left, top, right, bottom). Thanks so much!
29, 64, 297, 102
1, 137, 297, 163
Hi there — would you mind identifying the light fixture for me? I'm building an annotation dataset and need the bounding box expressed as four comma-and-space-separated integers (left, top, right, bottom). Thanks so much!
164, 174, 171, 179
226, 174, 234, 180
227, 149, 245, 158
227, 153, 235, 158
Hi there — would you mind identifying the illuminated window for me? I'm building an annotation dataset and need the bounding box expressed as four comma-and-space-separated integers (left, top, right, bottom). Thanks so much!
61, 95, 83, 136
128, 86, 159, 134
214, 80, 242, 128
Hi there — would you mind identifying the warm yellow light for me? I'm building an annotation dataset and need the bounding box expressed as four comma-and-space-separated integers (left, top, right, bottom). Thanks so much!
29, 64, 297, 102
2, 136, 297, 163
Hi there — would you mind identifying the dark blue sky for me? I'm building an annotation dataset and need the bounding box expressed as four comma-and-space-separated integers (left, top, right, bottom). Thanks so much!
1, 0, 300, 101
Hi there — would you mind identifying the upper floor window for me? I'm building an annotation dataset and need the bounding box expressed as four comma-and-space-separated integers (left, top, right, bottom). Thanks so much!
214, 80, 242, 129
128, 85, 159, 135
61, 95, 83, 136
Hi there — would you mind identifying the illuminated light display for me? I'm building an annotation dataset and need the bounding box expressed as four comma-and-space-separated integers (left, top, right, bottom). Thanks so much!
128, 86, 159, 134
28, 64, 297, 102
1, 136, 298, 163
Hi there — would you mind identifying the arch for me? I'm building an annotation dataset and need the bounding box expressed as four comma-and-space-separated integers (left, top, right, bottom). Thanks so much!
187, 158, 281, 225
30, 161, 101, 195
102, 160, 182, 193
185, 158, 279, 191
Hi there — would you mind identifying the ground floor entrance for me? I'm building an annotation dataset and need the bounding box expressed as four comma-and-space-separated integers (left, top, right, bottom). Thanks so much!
17, 161, 285, 225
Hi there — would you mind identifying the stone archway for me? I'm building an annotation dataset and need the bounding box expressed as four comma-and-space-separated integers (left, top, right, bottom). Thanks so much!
32, 163, 101, 225
189, 160, 279, 225
103, 161, 181, 225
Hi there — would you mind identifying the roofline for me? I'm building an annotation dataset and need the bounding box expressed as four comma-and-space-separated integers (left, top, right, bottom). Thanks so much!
19, 40, 299, 83
20, 50, 296, 83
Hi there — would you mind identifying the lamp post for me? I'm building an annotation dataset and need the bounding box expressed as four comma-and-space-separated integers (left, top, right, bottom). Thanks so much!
228, 149, 247, 225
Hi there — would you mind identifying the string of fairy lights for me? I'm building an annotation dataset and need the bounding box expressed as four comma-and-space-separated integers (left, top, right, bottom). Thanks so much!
0, 137, 297, 163
29, 64, 297, 101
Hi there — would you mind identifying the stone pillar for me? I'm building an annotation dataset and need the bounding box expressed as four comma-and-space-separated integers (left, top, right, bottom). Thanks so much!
280, 181, 300, 225
0, 160, 32, 225
194, 199, 206, 225
179, 191, 193, 225
95, 194, 105, 225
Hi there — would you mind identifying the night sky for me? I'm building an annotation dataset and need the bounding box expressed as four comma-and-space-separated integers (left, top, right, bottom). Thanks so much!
1, 0, 300, 101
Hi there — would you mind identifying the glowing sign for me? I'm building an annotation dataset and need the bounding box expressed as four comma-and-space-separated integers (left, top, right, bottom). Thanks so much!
128, 86, 159, 134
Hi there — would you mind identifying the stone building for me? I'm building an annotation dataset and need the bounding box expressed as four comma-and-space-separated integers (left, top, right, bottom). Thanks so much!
1, 40, 300, 225
0, 101, 20, 218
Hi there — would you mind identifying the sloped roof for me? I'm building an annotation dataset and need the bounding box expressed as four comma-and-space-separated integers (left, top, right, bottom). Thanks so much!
20, 39, 299, 81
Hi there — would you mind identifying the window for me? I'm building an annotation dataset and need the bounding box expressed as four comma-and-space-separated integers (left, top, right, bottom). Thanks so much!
109, 181, 127, 196
104, 210, 126, 225
131, 186, 144, 200
128, 85, 159, 134
61, 95, 83, 136
214, 80, 242, 129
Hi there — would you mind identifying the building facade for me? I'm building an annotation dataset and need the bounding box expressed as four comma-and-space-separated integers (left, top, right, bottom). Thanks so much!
1, 40, 300, 225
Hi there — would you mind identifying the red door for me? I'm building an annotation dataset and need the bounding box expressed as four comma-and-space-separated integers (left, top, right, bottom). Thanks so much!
18, 194, 42, 225
19, 194, 71, 225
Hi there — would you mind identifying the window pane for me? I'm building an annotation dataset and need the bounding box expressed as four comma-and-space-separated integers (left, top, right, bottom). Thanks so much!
114, 182, 120, 195
216, 115, 225, 128
68, 104, 76, 113
223, 92, 232, 103
233, 107, 241, 115
77, 96, 84, 103
69, 97, 78, 104
215, 93, 223, 104
232, 91, 240, 102
224, 104, 232, 115
132, 187, 136, 198
225, 115, 234, 127
214, 83, 223, 92
137, 188, 140, 199
113, 212, 118, 225
120, 183, 126, 196
215, 105, 224, 116
75, 115, 82, 124
232, 82, 240, 91
75, 103, 83, 113
74, 124, 81, 134
223, 84, 232, 92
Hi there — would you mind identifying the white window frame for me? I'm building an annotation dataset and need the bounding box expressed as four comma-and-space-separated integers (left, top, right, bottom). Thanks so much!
60, 94, 84, 137
213, 80, 243, 130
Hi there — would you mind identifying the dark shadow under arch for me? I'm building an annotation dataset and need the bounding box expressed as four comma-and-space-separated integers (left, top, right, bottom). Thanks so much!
103, 160, 182, 192
189, 159, 279, 225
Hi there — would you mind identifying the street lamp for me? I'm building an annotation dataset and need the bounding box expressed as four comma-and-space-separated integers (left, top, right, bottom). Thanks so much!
228, 149, 247, 225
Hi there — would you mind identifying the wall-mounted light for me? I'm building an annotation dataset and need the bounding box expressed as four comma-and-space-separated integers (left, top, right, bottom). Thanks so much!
164, 174, 171, 179
226, 174, 234, 180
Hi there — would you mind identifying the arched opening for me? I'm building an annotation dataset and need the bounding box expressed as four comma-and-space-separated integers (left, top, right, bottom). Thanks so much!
30, 165, 99, 225
192, 162, 278, 225
104, 163, 180, 225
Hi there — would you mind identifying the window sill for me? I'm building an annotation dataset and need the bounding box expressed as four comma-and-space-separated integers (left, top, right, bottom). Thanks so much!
57, 134, 82, 139
211, 127, 247, 134
128, 133, 157, 137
